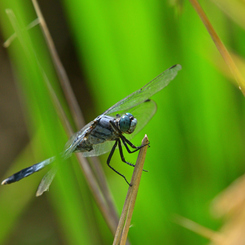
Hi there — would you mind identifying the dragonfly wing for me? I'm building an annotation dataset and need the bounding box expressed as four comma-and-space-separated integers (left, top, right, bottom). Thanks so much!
82, 140, 115, 157
108, 99, 157, 140
36, 166, 58, 196
64, 121, 94, 157
127, 99, 157, 139
103, 64, 181, 115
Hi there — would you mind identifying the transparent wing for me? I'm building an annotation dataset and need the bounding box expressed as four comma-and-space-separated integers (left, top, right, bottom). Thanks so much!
124, 99, 157, 140
82, 140, 115, 157
82, 99, 157, 157
102, 64, 181, 116
36, 166, 58, 196
64, 121, 94, 157
63, 119, 115, 157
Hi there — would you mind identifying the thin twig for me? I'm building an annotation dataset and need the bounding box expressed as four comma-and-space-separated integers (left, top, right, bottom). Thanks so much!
173, 215, 224, 244
76, 154, 119, 233
32, 0, 85, 129
5, 5, 119, 234
43, 72, 119, 232
31, 0, 121, 233
113, 135, 149, 245
40, 68, 74, 136
30, 2, 117, 218
90, 156, 119, 225
189, 0, 245, 96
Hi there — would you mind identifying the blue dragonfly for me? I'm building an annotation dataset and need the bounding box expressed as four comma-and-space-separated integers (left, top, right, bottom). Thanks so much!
2, 64, 181, 195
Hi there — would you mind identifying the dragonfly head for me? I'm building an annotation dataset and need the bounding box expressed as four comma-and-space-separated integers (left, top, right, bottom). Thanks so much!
118, 113, 137, 134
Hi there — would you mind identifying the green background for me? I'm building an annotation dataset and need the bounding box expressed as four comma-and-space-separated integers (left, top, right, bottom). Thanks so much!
0, 0, 244, 244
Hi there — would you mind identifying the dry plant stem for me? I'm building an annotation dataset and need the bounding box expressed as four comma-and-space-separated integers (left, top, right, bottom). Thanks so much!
173, 215, 224, 244
32, 0, 85, 129
90, 157, 119, 224
38, 30, 119, 237
31, 0, 120, 229
76, 154, 118, 234
46, 66, 120, 232
113, 135, 149, 245
41, 76, 119, 232
31, 0, 115, 208
42, 71, 74, 136
189, 0, 245, 96
6, 5, 119, 234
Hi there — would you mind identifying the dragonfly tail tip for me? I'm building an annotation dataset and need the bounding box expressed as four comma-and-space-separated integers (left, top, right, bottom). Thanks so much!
1, 179, 8, 185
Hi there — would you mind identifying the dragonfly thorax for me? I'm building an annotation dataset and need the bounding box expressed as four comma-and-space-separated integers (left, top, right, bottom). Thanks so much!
118, 113, 137, 134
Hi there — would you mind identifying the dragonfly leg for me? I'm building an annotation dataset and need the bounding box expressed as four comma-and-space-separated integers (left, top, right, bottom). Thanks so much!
118, 139, 136, 168
109, 120, 149, 153
120, 137, 140, 153
109, 120, 140, 153
121, 135, 149, 153
107, 140, 131, 186
109, 121, 148, 173
120, 136, 149, 173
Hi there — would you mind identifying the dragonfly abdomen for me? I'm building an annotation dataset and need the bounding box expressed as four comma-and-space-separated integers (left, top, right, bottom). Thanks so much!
1, 157, 55, 185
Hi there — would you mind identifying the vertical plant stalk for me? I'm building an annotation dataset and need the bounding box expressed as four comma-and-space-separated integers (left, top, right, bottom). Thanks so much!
189, 0, 245, 96
30, 0, 114, 202
5, 2, 120, 234
32, 0, 120, 230
32, 0, 85, 129
113, 135, 149, 245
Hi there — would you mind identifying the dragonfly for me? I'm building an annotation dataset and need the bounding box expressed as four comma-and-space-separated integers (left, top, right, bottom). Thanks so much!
1, 64, 181, 196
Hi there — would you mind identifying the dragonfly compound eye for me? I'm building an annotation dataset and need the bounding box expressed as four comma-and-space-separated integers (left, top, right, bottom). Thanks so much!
119, 113, 137, 134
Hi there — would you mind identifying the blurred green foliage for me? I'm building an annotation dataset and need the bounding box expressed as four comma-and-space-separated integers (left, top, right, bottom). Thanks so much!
0, 0, 245, 244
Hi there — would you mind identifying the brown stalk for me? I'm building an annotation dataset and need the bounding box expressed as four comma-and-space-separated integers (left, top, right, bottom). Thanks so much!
32, 0, 85, 129
6, 2, 120, 234
173, 215, 224, 244
30, 0, 120, 234
113, 135, 149, 245
189, 0, 245, 96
